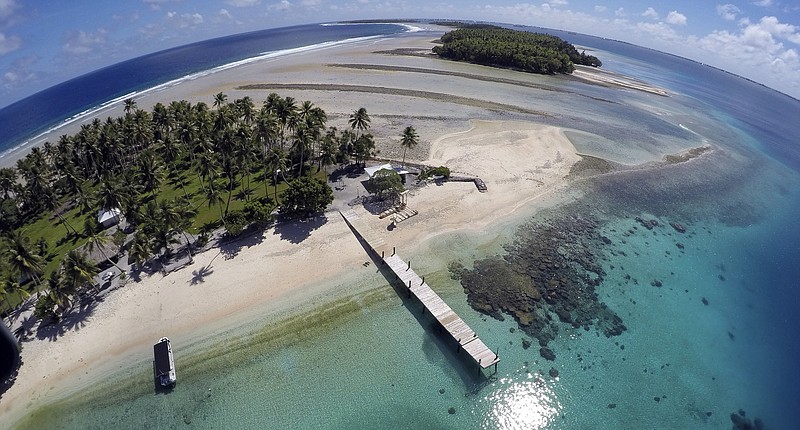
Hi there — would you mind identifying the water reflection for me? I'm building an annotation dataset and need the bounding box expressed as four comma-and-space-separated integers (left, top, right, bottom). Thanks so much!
481, 375, 561, 429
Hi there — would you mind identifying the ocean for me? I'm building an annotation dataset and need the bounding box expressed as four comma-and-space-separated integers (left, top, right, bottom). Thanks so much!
8, 22, 800, 429
0, 23, 408, 159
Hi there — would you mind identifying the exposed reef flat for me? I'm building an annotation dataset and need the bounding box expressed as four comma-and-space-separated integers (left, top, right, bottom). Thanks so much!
450, 205, 626, 351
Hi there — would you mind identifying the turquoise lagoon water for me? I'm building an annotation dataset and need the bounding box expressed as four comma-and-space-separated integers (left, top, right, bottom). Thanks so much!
10, 23, 800, 429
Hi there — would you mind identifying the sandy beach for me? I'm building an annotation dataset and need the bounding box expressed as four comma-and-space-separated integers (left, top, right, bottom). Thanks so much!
0, 26, 649, 427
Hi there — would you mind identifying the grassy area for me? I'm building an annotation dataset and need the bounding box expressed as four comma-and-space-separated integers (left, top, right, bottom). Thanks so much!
2, 164, 329, 313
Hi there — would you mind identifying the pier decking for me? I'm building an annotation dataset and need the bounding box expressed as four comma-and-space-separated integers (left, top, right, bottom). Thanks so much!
340, 210, 499, 370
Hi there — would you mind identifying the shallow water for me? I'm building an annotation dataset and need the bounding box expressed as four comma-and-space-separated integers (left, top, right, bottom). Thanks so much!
11, 24, 800, 430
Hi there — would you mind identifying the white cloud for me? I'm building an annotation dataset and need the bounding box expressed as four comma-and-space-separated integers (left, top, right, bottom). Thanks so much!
218, 8, 234, 20
665, 10, 687, 26
642, 7, 658, 20
752, 0, 772, 6
269, 0, 291, 11
594, 5, 606, 13
62, 29, 107, 56
614, 7, 626, 17
0, 0, 19, 21
698, 15, 800, 95
142, 0, 181, 11
0, 31, 21, 54
226, 0, 261, 7
2, 55, 37, 90
549, 0, 569, 6
166, 11, 204, 28
756, 15, 800, 44
717, 4, 741, 21
636, 21, 681, 41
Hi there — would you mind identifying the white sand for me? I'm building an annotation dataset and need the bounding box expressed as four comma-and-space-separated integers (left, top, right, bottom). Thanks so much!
0, 31, 584, 427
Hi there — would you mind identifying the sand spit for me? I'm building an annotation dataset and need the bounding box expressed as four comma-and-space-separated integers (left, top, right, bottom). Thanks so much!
1, 118, 580, 428
571, 65, 670, 96
237, 83, 550, 116
1, 28, 669, 427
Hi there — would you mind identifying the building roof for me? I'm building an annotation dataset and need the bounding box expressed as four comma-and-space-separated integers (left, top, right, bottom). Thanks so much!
97, 208, 121, 224
364, 163, 409, 178
153, 339, 172, 377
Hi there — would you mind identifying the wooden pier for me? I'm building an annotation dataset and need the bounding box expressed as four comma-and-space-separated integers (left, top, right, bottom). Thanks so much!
340, 210, 499, 370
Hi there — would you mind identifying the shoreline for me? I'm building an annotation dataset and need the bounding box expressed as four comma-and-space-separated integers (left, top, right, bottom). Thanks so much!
0, 25, 670, 171
0, 31, 591, 427
2, 117, 583, 427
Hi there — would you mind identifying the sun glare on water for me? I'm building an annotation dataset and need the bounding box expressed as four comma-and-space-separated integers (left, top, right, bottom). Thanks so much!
480, 375, 562, 429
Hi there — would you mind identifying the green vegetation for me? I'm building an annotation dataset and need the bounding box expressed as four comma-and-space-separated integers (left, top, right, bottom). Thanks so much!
0, 93, 387, 320
433, 27, 602, 74
370, 169, 404, 199
419, 166, 451, 180
280, 176, 334, 218
399, 126, 418, 167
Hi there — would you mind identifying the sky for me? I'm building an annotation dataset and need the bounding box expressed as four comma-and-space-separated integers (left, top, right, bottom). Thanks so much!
1, 0, 799, 107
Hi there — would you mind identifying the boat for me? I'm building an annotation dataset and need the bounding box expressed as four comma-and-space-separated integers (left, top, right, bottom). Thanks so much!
153, 337, 176, 388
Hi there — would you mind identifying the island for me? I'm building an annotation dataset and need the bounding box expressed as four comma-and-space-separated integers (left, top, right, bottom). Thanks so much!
432, 26, 602, 74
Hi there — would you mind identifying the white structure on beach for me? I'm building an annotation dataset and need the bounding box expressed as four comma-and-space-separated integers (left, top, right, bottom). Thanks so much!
97, 208, 122, 229
365, 163, 410, 181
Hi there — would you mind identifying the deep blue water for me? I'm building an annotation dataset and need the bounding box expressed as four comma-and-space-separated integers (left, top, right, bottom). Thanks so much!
0, 23, 406, 155
531, 26, 800, 172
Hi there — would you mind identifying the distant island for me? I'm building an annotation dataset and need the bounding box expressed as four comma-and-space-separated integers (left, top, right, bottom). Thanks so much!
432, 26, 602, 74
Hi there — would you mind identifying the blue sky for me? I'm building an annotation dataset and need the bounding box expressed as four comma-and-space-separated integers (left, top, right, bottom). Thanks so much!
1, 0, 799, 106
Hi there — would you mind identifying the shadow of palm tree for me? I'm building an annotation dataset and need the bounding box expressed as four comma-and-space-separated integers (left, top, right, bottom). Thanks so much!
14, 315, 37, 342
218, 228, 267, 260
273, 214, 327, 244
190, 265, 214, 285
35, 299, 99, 342
7, 297, 35, 325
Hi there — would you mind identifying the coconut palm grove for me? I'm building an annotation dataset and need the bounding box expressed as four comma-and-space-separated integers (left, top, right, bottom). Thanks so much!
0, 93, 418, 323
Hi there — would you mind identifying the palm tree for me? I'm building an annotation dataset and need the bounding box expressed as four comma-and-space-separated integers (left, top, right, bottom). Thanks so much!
137, 150, 164, 197
194, 150, 218, 193
266, 147, 288, 202
123, 98, 137, 115
319, 128, 339, 173
235, 96, 255, 125
128, 232, 153, 271
130, 108, 154, 161
82, 217, 124, 273
61, 249, 99, 294
220, 155, 237, 217
213, 92, 228, 110
299, 102, 326, 173
400, 126, 419, 167
157, 136, 190, 200
174, 197, 197, 261
275, 96, 298, 149
151, 102, 171, 142
149, 200, 181, 267
206, 180, 226, 227
41, 187, 79, 236
349, 107, 371, 136
255, 109, 279, 151
0, 167, 16, 199
233, 124, 256, 200
0, 276, 27, 324
291, 125, 314, 177
5, 231, 43, 295
45, 270, 72, 315
95, 175, 129, 215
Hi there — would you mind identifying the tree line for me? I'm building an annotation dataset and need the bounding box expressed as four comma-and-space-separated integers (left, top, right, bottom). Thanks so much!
432, 27, 602, 74
0, 93, 418, 323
